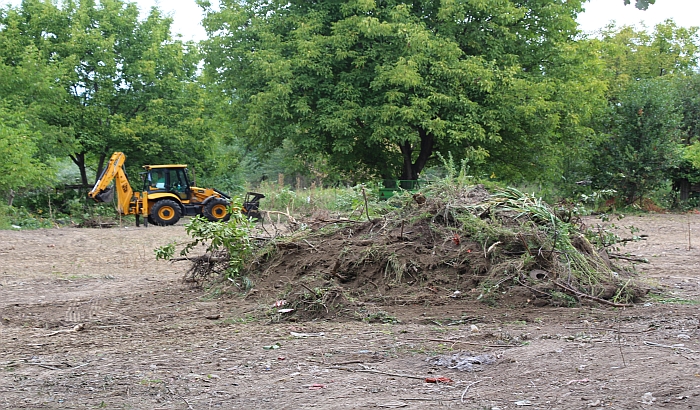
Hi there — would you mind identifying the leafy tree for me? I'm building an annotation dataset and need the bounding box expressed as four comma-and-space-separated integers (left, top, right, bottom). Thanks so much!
0, 0, 213, 187
199, 0, 602, 183
595, 21, 699, 98
672, 74, 700, 201
593, 21, 700, 204
593, 78, 681, 205
0, 104, 52, 204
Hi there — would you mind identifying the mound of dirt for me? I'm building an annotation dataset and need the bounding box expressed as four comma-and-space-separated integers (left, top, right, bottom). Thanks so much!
233, 184, 646, 320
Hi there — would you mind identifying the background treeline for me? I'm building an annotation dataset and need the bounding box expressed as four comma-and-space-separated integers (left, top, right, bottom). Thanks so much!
1, 0, 699, 227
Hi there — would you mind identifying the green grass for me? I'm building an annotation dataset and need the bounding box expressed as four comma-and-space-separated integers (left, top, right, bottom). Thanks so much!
648, 294, 699, 305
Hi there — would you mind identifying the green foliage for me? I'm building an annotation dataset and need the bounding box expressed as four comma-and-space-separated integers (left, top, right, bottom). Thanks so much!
255, 181, 377, 217
596, 21, 699, 99
592, 78, 682, 205
584, 214, 643, 253
590, 22, 700, 206
0, 0, 221, 187
179, 205, 254, 277
154, 241, 176, 261
0, 104, 53, 202
676, 74, 700, 171
0, 204, 54, 230
201, 0, 601, 184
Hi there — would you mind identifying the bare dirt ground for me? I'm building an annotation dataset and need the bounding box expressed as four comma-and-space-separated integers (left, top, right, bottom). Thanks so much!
2, 214, 700, 409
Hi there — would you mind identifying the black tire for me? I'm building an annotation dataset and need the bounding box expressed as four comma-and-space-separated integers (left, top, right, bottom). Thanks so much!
203, 198, 231, 222
150, 199, 182, 226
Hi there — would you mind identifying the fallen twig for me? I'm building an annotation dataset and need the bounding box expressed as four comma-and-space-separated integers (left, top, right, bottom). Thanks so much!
516, 277, 552, 297
265, 210, 298, 225
331, 360, 366, 366
616, 308, 626, 367
170, 255, 227, 263
401, 398, 458, 401
303, 239, 318, 252
166, 385, 193, 410
553, 281, 633, 307
314, 218, 364, 224
461, 380, 484, 403
486, 241, 502, 255
63, 362, 91, 371
643, 341, 697, 353
403, 337, 516, 348
563, 326, 653, 334
331, 366, 426, 380
299, 282, 316, 294
44, 323, 85, 337
608, 253, 649, 263
25, 363, 61, 371
356, 369, 426, 380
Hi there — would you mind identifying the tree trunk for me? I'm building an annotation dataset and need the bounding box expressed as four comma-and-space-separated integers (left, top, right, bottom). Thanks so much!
398, 128, 434, 182
70, 153, 88, 187
95, 151, 108, 185
678, 178, 691, 201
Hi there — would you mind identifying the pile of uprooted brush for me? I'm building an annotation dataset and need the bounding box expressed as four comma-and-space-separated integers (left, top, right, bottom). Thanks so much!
176, 180, 647, 317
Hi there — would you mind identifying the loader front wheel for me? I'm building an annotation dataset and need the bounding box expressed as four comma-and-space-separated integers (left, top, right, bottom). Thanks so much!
150, 199, 182, 226
203, 198, 231, 222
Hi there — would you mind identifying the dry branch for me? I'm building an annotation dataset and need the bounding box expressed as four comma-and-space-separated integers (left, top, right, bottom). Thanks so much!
43, 323, 85, 337
643, 341, 697, 353
461, 380, 484, 403
265, 210, 298, 225
553, 281, 632, 307
608, 253, 649, 263
403, 338, 516, 348
331, 366, 426, 380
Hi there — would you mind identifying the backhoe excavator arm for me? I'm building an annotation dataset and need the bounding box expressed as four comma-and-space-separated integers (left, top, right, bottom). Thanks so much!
88, 152, 136, 215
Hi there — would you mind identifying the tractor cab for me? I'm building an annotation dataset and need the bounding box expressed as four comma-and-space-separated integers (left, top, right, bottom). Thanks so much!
142, 165, 191, 200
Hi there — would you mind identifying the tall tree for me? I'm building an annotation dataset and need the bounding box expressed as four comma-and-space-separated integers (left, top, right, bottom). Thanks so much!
672, 73, 700, 200
592, 21, 700, 203
0, 104, 52, 204
594, 78, 681, 205
596, 20, 699, 98
200, 0, 602, 183
0, 0, 210, 186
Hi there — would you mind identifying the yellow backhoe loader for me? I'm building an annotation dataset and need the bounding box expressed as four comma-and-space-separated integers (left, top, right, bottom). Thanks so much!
88, 152, 232, 226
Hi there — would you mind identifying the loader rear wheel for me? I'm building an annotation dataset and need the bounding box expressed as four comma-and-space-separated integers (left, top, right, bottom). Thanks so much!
203, 198, 231, 222
151, 199, 182, 226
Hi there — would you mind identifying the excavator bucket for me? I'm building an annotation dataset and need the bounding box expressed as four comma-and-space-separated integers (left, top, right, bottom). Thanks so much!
94, 186, 115, 203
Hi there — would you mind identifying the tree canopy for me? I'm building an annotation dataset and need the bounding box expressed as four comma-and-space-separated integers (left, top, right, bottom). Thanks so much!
3, 0, 700, 215
0, 0, 215, 187
200, 0, 603, 182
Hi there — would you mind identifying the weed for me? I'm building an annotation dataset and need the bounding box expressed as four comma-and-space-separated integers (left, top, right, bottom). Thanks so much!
220, 314, 258, 324
550, 291, 577, 307
139, 378, 162, 386
384, 253, 405, 283
154, 241, 176, 260
362, 310, 400, 324
648, 293, 699, 305
611, 279, 634, 304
